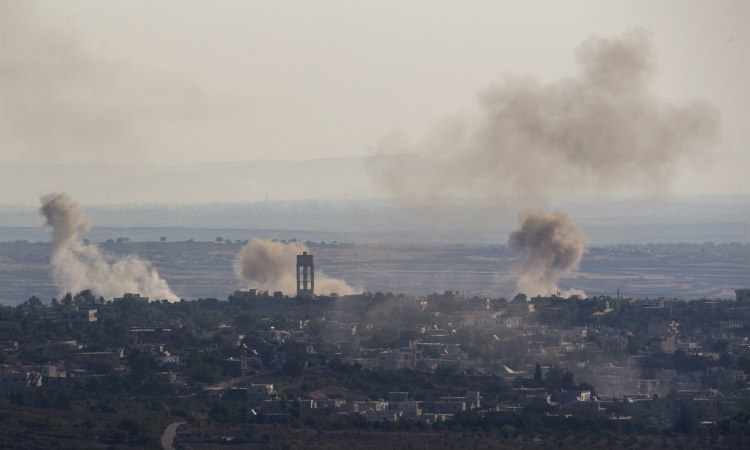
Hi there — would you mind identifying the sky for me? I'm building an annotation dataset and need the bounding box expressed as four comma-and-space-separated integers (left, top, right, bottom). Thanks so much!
1, 0, 748, 204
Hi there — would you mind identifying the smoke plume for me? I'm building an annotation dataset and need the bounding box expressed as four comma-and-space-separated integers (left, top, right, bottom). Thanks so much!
367, 31, 719, 297
508, 210, 588, 297
368, 31, 719, 203
39, 192, 178, 301
233, 238, 359, 296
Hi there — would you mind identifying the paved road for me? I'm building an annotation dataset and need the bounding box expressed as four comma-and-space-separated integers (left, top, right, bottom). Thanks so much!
161, 421, 186, 450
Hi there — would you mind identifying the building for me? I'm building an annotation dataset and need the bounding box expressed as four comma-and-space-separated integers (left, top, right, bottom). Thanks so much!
247, 384, 276, 404
599, 335, 629, 350
73, 349, 124, 370
499, 316, 522, 328
378, 343, 422, 371
648, 321, 679, 338
0, 371, 42, 390
156, 352, 180, 366
58, 307, 97, 323
296, 252, 314, 297
114, 293, 149, 302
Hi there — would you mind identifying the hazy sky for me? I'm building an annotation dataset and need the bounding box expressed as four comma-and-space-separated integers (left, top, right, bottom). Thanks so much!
1, 0, 748, 203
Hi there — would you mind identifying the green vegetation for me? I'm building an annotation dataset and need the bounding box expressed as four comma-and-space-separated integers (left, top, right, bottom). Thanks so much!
0, 292, 747, 449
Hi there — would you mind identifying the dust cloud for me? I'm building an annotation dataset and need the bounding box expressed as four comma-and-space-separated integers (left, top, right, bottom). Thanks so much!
368, 31, 719, 297
508, 210, 588, 297
234, 238, 359, 296
39, 192, 178, 301
368, 31, 719, 204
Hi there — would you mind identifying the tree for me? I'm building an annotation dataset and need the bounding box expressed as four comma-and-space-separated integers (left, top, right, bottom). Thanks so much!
74, 289, 96, 305
533, 363, 542, 381
128, 350, 157, 382
282, 359, 304, 378
544, 367, 575, 390
674, 410, 698, 434
22, 296, 43, 311
186, 353, 223, 383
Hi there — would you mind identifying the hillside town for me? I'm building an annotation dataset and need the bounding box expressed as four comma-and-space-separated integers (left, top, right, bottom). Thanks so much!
0, 288, 748, 448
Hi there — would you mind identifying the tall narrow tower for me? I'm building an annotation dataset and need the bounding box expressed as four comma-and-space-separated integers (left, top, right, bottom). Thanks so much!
296, 251, 314, 297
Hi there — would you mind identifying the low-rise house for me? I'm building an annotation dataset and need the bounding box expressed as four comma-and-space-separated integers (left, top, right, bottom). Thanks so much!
316, 398, 347, 409
74, 349, 124, 370
282, 341, 320, 367
156, 351, 180, 366
649, 335, 677, 353
552, 389, 592, 404
31, 340, 82, 359
648, 321, 679, 338
130, 328, 173, 346
424, 400, 465, 414
599, 335, 628, 350
499, 316, 522, 329
352, 400, 388, 412
362, 410, 400, 422
419, 413, 452, 424
474, 312, 509, 331
154, 371, 178, 384
378, 344, 422, 371
512, 387, 551, 406
113, 293, 149, 302
247, 383, 276, 405
0, 341, 18, 352
58, 307, 97, 323
560, 327, 588, 339
0, 370, 42, 389
41, 365, 64, 378
263, 329, 291, 344
388, 392, 422, 417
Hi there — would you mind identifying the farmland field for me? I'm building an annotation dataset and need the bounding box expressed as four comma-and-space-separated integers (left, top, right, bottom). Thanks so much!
0, 233, 747, 305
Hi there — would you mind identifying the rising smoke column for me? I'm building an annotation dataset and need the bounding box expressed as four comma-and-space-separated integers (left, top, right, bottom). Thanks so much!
368, 31, 719, 203
233, 238, 359, 296
508, 210, 588, 297
39, 192, 178, 301
367, 31, 719, 297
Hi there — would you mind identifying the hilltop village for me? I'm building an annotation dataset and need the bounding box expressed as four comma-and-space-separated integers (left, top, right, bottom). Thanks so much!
0, 287, 748, 449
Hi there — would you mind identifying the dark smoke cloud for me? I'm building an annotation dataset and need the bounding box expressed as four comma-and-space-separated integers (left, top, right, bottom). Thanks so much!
39, 192, 178, 301
234, 238, 359, 296
39, 192, 92, 249
508, 210, 588, 297
368, 31, 719, 203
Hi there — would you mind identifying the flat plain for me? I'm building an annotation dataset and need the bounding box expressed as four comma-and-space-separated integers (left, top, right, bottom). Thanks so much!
1, 237, 747, 305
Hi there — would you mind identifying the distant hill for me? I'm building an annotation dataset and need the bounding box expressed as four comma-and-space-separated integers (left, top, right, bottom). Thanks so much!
0, 195, 748, 245
0, 156, 386, 205
1, 156, 748, 244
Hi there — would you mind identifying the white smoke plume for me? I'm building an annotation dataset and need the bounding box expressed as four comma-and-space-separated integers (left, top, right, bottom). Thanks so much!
233, 238, 359, 296
508, 210, 588, 297
39, 192, 178, 301
368, 31, 719, 204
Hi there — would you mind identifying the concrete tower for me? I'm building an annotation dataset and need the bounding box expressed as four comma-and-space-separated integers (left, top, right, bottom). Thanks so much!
296, 251, 314, 297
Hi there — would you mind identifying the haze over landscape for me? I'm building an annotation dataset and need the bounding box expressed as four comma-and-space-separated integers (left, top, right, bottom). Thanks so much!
1, 1, 748, 202
1, 0, 748, 305
0, 3, 749, 449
